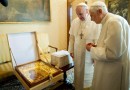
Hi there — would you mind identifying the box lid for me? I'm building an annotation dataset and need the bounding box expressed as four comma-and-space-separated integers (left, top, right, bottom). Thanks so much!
7, 32, 39, 67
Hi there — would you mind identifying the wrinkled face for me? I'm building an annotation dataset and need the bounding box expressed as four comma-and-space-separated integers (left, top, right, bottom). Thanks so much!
89, 10, 101, 24
76, 6, 88, 21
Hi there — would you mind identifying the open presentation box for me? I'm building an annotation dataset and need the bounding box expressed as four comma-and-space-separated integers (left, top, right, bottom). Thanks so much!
7, 32, 63, 90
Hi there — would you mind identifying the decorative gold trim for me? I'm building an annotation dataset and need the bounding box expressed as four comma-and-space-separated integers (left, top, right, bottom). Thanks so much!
68, 0, 75, 3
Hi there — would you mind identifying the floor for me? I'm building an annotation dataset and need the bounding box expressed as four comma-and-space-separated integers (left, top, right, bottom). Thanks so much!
0, 75, 25, 90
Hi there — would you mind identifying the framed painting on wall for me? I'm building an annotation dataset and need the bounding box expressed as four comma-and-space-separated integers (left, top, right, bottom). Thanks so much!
106, 0, 130, 24
0, 0, 50, 22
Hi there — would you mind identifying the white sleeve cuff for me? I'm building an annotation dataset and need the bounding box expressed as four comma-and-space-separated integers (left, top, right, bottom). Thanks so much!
90, 47, 107, 61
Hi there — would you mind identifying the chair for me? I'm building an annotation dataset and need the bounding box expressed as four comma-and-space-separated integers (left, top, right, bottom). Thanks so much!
36, 32, 58, 64
36, 32, 74, 85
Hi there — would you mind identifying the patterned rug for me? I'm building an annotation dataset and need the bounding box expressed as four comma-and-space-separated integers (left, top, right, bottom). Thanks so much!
0, 75, 25, 90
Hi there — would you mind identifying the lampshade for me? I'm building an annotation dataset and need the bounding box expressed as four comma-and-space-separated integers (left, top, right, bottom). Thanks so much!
0, 0, 8, 7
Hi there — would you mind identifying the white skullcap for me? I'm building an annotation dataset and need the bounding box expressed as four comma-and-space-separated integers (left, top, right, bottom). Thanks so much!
76, 2, 89, 9
90, 1, 108, 13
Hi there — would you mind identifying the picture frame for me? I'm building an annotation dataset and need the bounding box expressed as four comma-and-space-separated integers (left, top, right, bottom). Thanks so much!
0, 0, 50, 22
106, 0, 130, 24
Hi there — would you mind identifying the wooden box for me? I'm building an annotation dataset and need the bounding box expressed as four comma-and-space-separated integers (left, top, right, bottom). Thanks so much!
7, 32, 63, 90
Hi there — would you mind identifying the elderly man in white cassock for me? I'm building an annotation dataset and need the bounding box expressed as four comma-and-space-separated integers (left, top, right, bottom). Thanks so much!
86, 1, 130, 90
68, 2, 101, 90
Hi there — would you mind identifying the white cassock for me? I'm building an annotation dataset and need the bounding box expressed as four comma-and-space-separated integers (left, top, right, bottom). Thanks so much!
68, 15, 101, 90
91, 13, 130, 90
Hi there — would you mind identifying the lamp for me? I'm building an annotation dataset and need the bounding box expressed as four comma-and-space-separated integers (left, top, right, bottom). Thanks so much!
0, 0, 8, 7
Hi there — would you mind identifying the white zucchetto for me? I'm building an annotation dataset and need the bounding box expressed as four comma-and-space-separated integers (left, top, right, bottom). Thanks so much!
76, 2, 89, 9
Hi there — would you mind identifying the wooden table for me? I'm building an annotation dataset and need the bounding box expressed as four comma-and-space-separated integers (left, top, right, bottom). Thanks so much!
42, 63, 74, 90
60, 63, 74, 83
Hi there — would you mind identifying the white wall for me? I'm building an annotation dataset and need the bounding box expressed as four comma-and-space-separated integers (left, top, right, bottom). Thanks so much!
0, 0, 67, 50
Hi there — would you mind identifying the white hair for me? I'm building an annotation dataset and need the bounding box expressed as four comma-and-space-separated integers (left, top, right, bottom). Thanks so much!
76, 2, 89, 10
89, 1, 108, 13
